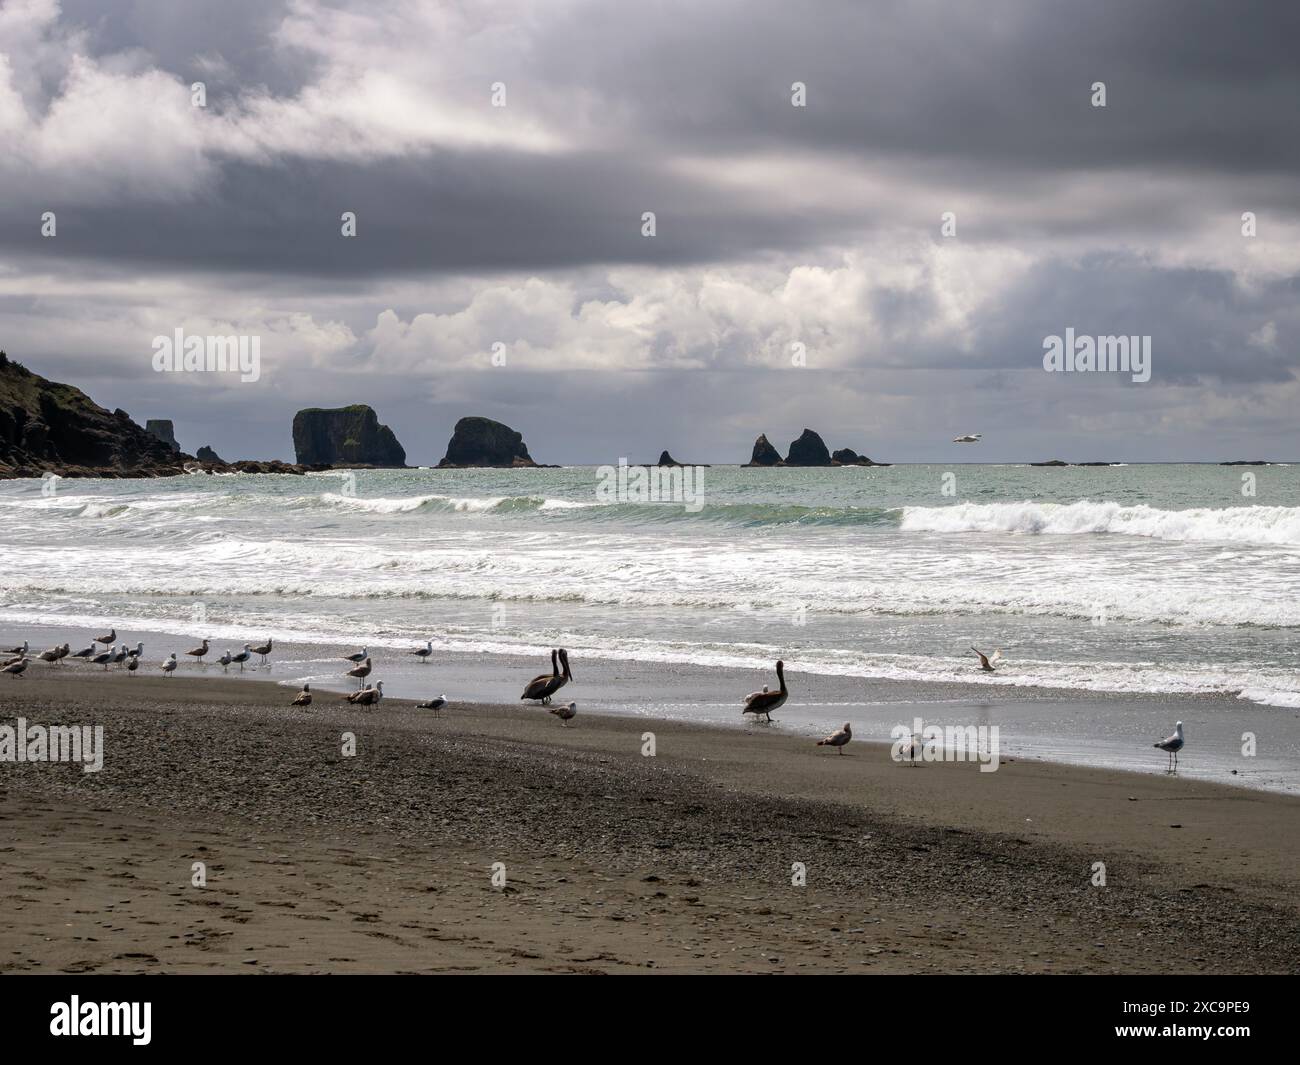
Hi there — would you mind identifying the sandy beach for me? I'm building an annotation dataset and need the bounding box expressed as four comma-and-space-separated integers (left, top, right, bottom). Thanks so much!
2, 671, 1297, 974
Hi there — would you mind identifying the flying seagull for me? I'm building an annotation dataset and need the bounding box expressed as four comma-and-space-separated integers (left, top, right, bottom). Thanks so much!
971, 647, 1002, 672
952, 433, 982, 443
817, 722, 852, 754
1154, 721, 1185, 773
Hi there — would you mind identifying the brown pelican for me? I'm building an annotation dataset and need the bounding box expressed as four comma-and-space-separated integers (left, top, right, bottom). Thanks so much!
1154, 721, 1184, 773
343, 646, 369, 664
520, 649, 560, 703
971, 647, 1002, 672
251, 638, 273, 665
742, 660, 788, 722
4, 640, 28, 656
91, 645, 116, 669
346, 681, 384, 706
417, 693, 447, 715
817, 722, 852, 754
218, 649, 233, 672
410, 640, 433, 663
229, 644, 252, 671
94, 627, 116, 646
549, 701, 577, 727
161, 653, 177, 676
291, 684, 312, 707
346, 656, 372, 687
185, 638, 209, 663
2, 658, 28, 678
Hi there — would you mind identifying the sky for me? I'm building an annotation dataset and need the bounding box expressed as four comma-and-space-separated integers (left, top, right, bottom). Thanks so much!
0, 0, 1297, 464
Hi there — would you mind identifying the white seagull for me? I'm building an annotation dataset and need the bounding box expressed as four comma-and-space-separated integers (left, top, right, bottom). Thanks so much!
549, 701, 577, 727
952, 433, 982, 443
3, 640, 28, 656
1154, 721, 1185, 773
230, 644, 252, 672
417, 693, 447, 715
161, 653, 177, 676
817, 722, 852, 754
126, 641, 144, 659
218, 649, 233, 672
91, 645, 116, 670
343, 646, 369, 664
410, 640, 433, 663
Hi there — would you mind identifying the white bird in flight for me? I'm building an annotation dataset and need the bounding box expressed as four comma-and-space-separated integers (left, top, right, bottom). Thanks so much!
953, 433, 982, 443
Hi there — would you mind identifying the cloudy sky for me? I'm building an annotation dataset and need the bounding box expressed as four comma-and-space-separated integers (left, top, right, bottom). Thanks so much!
1, 0, 1297, 464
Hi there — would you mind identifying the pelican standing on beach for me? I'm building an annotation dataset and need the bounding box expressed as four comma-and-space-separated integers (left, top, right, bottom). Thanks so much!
161, 653, 177, 676
742, 660, 788, 722
520, 649, 560, 704
410, 640, 433, 663
185, 638, 209, 664
251, 638, 273, 665
1154, 721, 1185, 773
230, 644, 252, 672
346, 656, 372, 687
817, 722, 852, 754
2, 657, 27, 678
971, 647, 1002, 672
291, 684, 312, 707
417, 694, 447, 715
549, 701, 577, 727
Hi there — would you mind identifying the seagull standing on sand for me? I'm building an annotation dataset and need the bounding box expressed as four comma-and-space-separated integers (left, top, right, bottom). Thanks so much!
1154, 721, 1185, 773
410, 640, 433, 663
70, 642, 96, 659
110, 645, 128, 668
291, 684, 312, 707
185, 639, 209, 664
817, 722, 852, 754
742, 660, 788, 722
346, 656, 372, 687
230, 644, 252, 672
218, 649, 233, 672
4, 640, 28, 656
417, 694, 447, 715
897, 733, 920, 766
94, 627, 116, 646
346, 681, 384, 706
549, 701, 576, 727
38, 643, 69, 665
251, 638, 273, 665
91, 645, 115, 670
127, 655, 139, 675
2, 658, 28, 679
161, 653, 177, 675
343, 646, 369, 664
126, 641, 144, 659
971, 647, 1002, 672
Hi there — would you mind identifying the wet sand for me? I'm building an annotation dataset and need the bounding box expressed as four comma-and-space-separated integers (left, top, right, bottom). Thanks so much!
2, 672, 1297, 973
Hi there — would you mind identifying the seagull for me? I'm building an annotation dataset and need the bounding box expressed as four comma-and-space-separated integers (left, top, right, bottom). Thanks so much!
230, 644, 252, 672
2, 657, 28, 679
38, 643, 69, 665
549, 701, 577, 727
4, 640, 28, 656
817, 722, 852, 754
161, 653, 177, 676
251, 638, 273, 665
417, 693, 447, 715
126, 654, 139, 675
125, 641, 144, 659
54, 643, 70, 663
346, 656, 372, 687
217, 649, 233, 672
94, 627, 116, 646
410, 640, 433, 663
343, 646, 369, 664
291, 684, 312, 707
1, 654, 22, 669
346, 681, 384, 706
70, 642, 96, 659
110, 645, 129, 667
1154, 721, 1185, 773
742, 660, 788, 722
185, 638, 209, 663
897, 733, 920, 766
971, 647, 1002, 672
952, 433, 982, 443
91, 645, 116, 669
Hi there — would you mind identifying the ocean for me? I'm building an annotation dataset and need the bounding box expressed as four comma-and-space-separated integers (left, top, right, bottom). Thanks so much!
2, 463, 1298, 790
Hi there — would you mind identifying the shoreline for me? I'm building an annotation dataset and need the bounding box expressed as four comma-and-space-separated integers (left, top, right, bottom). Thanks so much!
2, 672, 1297, 973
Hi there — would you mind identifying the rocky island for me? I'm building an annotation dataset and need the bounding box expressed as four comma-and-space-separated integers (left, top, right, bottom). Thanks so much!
292, 405, 407, 467
437, 416, 543, 468
746, 429, 888, 467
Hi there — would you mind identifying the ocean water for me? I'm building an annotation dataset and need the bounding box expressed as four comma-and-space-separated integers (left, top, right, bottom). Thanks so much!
1, 463, 1299, 709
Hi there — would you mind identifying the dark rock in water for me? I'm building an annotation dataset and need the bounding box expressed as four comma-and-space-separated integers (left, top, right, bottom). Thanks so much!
747, 433, 782, 466
1031, 459, 1069, 466
831, 447, 890, 467
785, 428, 832, 466
292, 405, 407, 467
196, 445, 224, 464
438, 416, 538, 468
228, 459, 318, 475
146, 419, 179, 451
0, 350, 190, 478
658, 450, 681, 466
1221, 460, 1270, 466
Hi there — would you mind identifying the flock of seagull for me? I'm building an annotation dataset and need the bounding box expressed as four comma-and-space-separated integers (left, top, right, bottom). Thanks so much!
2, 630, 1187, 766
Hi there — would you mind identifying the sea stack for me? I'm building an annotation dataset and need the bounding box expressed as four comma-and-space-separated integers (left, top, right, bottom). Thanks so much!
784, 428, 832, 466
145, 420, 180, 451
291, 405, 407, 467
438, 416, 539, 468
657, 450, 682, 467
747, 434, 782, 466
196, 445, 225, 464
